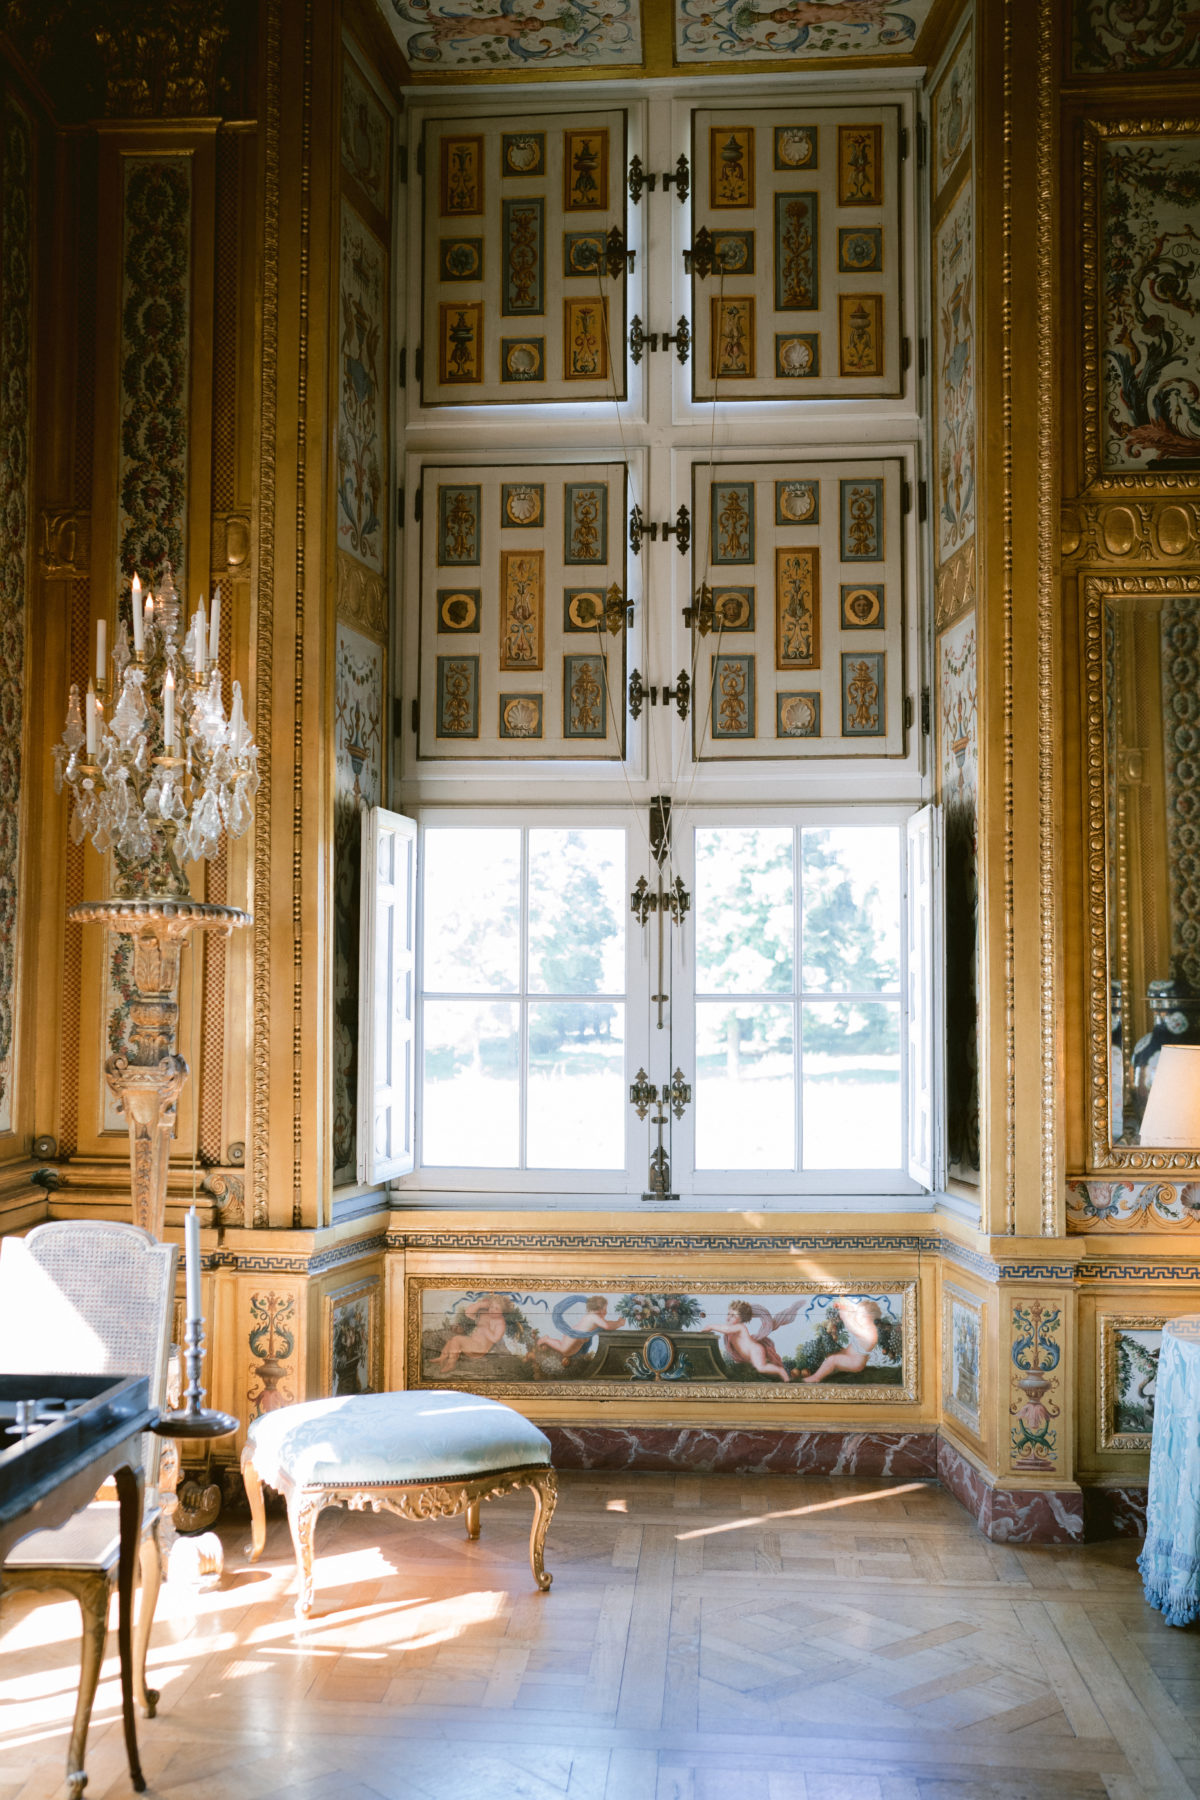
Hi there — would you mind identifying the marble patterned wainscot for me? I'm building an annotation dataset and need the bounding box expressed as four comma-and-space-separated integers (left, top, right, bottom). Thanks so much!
1082, 1483, 1148, 1540
937, 1435, 1084, 1544
545, 1425, 938, 1479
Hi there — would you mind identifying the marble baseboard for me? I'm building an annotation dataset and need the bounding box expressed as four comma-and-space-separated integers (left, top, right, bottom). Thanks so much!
544, 1424, 939, 1479
1082, 1483, 1147, 1540
937, 1435, 1085, 1543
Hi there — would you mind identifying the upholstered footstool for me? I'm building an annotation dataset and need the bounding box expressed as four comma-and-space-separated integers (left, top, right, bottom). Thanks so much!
241, 1390, 557, 1616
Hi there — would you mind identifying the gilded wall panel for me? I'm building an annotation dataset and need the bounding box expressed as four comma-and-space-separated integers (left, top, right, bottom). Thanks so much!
333, 621, 384, 1183
938, 609, 979, 1183
341, 49, 391, 225
942, 1280, 983, 1440
1007, 1295, 1066, 1479
0, 91, 33, 1140
932, 176, 975, 619
1071, 0, 1200, 73
336, 202, 387, 579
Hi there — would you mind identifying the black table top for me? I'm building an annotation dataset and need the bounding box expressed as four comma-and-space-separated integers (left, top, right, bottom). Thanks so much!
0, 1373, 154, 1563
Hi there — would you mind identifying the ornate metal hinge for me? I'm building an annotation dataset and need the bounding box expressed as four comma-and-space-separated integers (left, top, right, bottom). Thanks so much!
683, 227, 716, 278
604, 582, 632, 634
604, 225, 634, 278
684, 581, 715, 636
629, 315, 657, 365
628, 153, 689, 205
630, 874, 690, 927
660, 316, 691, 365
661, 505, 691, 555
629, 504, 659, 557
629, 1067, 691, 1122
660, 669, 691, 720
628, 668, 650, 719
663, 153, 690, 203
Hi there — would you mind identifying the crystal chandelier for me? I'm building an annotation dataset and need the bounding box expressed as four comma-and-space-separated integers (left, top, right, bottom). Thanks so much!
54, 565, 259, 899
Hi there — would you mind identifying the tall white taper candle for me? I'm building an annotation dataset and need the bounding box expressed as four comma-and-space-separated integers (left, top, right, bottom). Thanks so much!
208, 585, 221, 664
163, 667, 175, 749
85, 681, 97, 755
131, 574, 144, 654
96, 618, 106, 683
184, 1204, 201, 1322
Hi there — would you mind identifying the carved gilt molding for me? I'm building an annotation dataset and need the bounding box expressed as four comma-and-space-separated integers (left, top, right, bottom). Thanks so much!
336, 549, 387, 642
934, 538, 975, 635
1083, 571, 1200, 1173
1062, 498, 1200, 563
37, 509, 90, 578
210, 510, 250, 582
1034, 0, 1058, 1235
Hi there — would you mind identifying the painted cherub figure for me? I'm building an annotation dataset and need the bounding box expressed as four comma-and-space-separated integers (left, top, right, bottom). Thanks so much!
536, 1295, 621, 1362
707, 1300, 804, 1382
800, 1297, 882, 1384
430, 1293, 515, 1372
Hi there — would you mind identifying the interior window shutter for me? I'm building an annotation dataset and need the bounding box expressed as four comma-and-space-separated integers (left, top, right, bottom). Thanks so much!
905, 803, 942, 1190
358, 808, 418, 1184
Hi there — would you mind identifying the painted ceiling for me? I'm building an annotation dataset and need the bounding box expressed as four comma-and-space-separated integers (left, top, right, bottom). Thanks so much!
384, 0, 937, 75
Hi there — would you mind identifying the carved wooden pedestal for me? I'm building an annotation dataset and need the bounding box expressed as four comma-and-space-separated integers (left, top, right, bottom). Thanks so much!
67, 898, 250, 1239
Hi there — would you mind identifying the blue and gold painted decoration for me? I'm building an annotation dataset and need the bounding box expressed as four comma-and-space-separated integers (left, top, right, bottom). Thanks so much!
775, 333, 820, 379
564, 128, 609, 210
837, 124, 883, 205
774, 124, 817, 169
564, 587, 607, 631
499, 549, 544, 670
502, 482, 544, 528
564, 230, 605, 276
563, 653, 608, 737
713, 230, 755, 275
439, 135, 483, 215
437, 587, 481, 633
840, 478, 883, 559
839, 293, 884, 377
775, 479, 819, 525
841, 583, 884, 630
709, 126, 755, 207
711, 296, 755, 378
711, 481, 755, 563
502, 132, 545, 175
776, 548, 820, 670
563, 296, 609, 380
841, 651, 885, 736
502, 196, 544, 315
501, 338, 544, 382
437, 483, 481, 564
712, 586, 754, 631
838, 226, 882, 272
677, 2, 931, 64
499, 693, 544, 739
711, 654, 756, 737
439, 236, 483, 281
436, 655, 480, 737
438, 301, 483, 384
777, 691, 821, 737
775, 193, 818, 309
564, 482, 608, 563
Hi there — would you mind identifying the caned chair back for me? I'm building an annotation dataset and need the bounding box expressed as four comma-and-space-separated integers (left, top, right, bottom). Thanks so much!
0, 1220, 176, 1487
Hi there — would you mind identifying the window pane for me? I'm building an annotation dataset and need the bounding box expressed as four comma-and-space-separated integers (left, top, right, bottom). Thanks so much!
528, 829, 625, 996
801, 1001, 900, 1169
696, 1001, 794, 1169
527, 1002, 624, 1169
696, 828, 794, 995
422, 999, 519, 1166
801, 826, 901, 993
423, 828, 520, 993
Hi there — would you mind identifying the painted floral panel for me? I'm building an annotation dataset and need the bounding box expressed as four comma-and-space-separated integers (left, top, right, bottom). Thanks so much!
389, 0, 642, 69
333, 623, 384, 1181
341, 51, 391, 217
337, 204, 387, 575
943, 1287, 982, 1437
934, 178, 976, 567
415, 1282, 913, 1397
1100, 135, 1200, 473
1067, 1177, 1200, 1231
675, 0, 933, 61
1113, 1325, 1161, 1442
0, 96, 32, 1136
939, 609, 979, 1183
932, 27, 972, 199
1073, 0, 1200, 72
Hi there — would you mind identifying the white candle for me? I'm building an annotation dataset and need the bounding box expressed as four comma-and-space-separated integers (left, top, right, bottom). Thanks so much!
230, 680, 244, 752
208, 586, 221, 665
184, 1205, 201, 1322
96, 617, 107, 683
163, 667, 175, 749
144, 591, 154, 644
131, 574, 144, 654
194, 600, 207, 675
85, 681, 97, 755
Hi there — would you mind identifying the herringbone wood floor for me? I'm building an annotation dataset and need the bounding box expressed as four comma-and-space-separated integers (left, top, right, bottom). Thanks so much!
1, 1471, 1198, 1799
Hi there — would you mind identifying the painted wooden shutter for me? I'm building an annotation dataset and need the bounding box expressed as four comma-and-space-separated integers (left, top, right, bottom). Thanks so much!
358, 808, 418, 1183
906, 803, 941, 1190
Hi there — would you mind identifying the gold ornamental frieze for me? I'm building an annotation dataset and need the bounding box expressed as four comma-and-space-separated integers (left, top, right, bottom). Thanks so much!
1062, 499, 1200, 564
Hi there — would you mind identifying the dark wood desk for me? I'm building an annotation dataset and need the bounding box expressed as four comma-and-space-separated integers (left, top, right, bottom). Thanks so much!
0, 1373, 155, 1793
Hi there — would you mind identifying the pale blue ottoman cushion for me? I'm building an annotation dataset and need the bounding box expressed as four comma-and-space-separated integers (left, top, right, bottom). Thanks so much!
245, 1390, 552, 1491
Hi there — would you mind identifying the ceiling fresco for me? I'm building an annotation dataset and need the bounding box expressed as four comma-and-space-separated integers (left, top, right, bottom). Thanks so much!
386, 0, 644, 71
674, 0, 935, 63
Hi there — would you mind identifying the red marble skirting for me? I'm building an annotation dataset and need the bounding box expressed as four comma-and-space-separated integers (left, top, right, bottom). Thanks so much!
936, 1435, 1084, 1544
543, 1424, 938, 1479
1082, 1483, 1147, 1540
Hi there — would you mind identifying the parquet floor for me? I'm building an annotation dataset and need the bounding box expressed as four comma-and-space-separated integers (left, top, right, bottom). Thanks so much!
2, 1471, 1198, 1800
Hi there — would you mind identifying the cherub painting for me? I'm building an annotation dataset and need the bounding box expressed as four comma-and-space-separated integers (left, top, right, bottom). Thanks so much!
707, 1300, 806, 1381
430, 1293, 528, 1371
536, 1294, 621, 1362
799, 1296, 883, 1383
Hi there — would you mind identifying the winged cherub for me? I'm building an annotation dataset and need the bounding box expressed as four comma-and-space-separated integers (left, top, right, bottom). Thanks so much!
707, 1299, 805, 1381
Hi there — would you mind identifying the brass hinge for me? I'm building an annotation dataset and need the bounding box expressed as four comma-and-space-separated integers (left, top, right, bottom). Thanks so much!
683, 226, 715, 278
904, 694, 914, 731
662, 152, 689, 203
661, 504, 691, 555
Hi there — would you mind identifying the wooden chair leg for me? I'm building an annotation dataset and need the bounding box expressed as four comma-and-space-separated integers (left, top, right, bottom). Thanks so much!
526, 1469, 557, 1593
135, 1520, 163, 1717
242, 1450, 268, 1563
464, 1498, 480, 1540
286, 1488, 324, 1618
65, 1570, 112, 1800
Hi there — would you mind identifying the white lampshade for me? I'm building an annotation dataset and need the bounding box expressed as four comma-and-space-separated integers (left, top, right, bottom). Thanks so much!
1140, 1044, 1200, 1147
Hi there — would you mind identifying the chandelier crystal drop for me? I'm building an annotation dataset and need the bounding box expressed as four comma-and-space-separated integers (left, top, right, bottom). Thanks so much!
53, 564, 259, 899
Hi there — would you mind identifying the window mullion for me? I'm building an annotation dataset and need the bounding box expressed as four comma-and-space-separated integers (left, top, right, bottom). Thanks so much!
519, 826, 530, 1173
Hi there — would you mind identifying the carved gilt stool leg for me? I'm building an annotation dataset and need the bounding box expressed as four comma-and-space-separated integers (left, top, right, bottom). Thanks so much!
527, 1469, 557, 1592
464, 1498, 481, 1540
286, 1488, 324, 1618
241, 1450, 268, 1564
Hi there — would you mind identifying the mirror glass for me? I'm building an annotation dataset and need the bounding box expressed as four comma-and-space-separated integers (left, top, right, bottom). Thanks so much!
1105, 587, 1200, 1149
